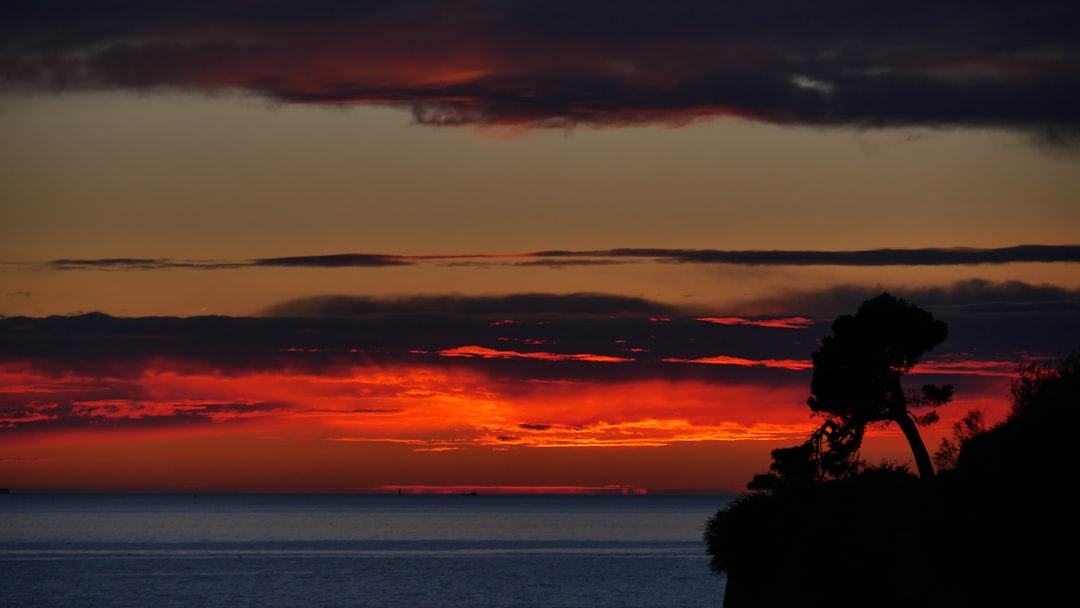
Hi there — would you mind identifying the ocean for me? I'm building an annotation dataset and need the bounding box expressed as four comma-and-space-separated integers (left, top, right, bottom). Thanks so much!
1, 493, 732, 607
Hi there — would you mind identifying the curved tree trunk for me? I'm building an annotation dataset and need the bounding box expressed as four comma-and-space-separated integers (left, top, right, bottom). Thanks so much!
893, 411, 935, 479
885, 376, 936, 479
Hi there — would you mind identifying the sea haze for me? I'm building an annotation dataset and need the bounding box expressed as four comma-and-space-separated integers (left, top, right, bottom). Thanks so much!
1, 493, 732, 608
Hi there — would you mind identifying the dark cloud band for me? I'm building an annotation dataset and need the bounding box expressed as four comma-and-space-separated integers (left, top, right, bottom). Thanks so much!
530, 245, 1080, 266
731, 279, 1080, 317
38, 245, 1080, 271
3, 1, 1078, 141
3, 282, 1075, 377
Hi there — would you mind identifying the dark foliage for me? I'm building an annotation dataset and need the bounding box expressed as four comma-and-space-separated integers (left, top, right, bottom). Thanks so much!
956, 353, 1079, 487
932, 408, 986, 471
807, 293, 951, 479
705, 465, 948, 607
706, 353, 1079, 607
746, 443, 820, 492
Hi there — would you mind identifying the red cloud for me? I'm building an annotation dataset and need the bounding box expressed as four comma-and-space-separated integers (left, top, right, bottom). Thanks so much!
438, 345, 633, 363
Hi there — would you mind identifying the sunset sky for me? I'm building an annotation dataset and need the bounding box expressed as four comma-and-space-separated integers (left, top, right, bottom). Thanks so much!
2, 1, 1079, 493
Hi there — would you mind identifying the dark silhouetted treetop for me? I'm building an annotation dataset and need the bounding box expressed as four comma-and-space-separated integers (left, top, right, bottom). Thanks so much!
807, 293, 952, 479
1008, 352, 1080, 426
932, 408, 986, 472
746, 443, 819, 492
957, 352, 1080, 487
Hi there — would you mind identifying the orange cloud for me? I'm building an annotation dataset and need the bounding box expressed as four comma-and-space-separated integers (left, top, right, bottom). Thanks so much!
0, 361, 813, 448
438, 345, 634, 363
913, 357, 1027, 377
696, 316, 817, 329
662, 356, 812, 371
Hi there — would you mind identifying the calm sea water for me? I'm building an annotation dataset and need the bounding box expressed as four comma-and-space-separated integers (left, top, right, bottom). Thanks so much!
0, 494, 732, 607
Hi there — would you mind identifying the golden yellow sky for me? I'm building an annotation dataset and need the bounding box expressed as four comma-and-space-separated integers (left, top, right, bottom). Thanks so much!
3, 93, 1078, 320
3, 94, 1078, 265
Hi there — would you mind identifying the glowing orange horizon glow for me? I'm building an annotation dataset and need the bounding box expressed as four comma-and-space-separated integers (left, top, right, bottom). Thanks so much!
0, 356, 1018, 492
362, 484, 649, 495
0, 362, 819, 449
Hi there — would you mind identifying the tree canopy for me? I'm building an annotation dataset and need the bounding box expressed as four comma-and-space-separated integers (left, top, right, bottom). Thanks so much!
806, 293, 951, 479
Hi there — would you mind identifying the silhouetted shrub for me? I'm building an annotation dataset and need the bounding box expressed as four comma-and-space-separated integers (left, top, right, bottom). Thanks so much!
705, 464, 952, 607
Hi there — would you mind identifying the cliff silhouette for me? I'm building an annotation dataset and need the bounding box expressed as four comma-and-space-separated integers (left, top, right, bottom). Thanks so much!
705, 324, 1077, 606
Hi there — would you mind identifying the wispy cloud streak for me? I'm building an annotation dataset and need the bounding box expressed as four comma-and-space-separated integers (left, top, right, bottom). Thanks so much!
252, 254, 412, 268
46, 258, 244, 271
32, 245, 1080, 271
